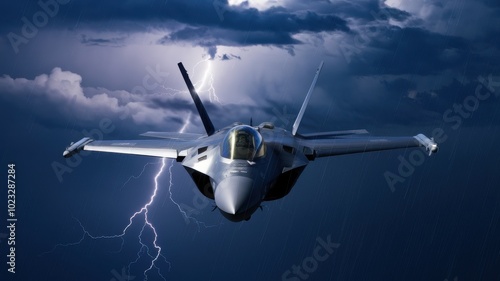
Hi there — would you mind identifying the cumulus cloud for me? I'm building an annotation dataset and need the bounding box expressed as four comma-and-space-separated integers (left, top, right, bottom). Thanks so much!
0, 67, 277, 133
0, 68, 197, 129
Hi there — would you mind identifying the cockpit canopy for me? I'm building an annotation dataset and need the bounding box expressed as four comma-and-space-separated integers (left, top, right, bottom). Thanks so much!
221, 125, 265, 160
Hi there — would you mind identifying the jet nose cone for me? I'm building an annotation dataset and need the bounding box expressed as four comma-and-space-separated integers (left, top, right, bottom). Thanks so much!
215, 176, 254, 215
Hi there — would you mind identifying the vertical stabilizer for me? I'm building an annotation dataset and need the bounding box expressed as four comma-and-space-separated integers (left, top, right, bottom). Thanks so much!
178, 62, 216, 136
292, 61, 324, 136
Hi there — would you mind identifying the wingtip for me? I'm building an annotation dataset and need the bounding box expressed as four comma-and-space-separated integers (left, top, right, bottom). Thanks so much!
414, 134, 439, 156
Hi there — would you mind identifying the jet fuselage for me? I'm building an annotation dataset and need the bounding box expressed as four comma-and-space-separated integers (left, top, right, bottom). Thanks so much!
181, 124, 308, 221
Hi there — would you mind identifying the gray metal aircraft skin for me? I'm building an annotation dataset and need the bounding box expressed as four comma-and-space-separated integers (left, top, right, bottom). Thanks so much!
64, 62, 438, 222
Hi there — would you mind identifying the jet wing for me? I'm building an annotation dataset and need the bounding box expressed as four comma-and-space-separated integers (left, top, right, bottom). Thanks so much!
140, 131, 204, 140
299, 133, 438, 158
63, 137, 197, 159
297, 129, 369, 139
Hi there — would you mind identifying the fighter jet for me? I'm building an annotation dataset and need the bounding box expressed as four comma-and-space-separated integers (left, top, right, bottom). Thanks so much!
63, 62, 438, 222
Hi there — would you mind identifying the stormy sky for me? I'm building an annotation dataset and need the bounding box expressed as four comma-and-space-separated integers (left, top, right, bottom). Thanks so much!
1, 0, 499, 280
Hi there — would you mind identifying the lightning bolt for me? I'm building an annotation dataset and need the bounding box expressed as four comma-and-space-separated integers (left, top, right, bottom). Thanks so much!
121, 161, 157, 190
44, 59, 221, 280
193, 58, 221, 104
137, 157, 168, 280
41, 159, 170, 280
159, 58, 222, 104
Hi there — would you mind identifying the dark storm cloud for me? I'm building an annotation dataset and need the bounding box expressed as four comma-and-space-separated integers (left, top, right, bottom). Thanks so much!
158, 5, 348, 53
0, 0, 349, 54
332, 0, 412, 23
219, 53, 241, 60
417, 75, 500, 115
80, 34, 127, 47
159, 26, 301, 49
326, 1, 500, 78
342, 26, 470, 75
64, 1, 350, 33
308, 71, 500, 130
380, 6, 412, 21
153, 4, 348, 55
205, 45, 218, 59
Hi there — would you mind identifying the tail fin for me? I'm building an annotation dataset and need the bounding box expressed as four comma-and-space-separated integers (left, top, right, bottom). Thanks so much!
178, 62, 216, 136
292, 61, 324, 136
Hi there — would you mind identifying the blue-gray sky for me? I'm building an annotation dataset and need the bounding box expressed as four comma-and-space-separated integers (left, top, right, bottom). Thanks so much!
1, 0, 500, 280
